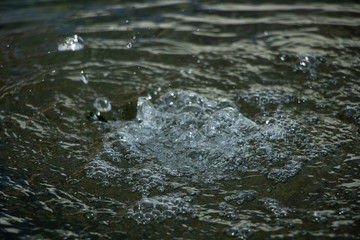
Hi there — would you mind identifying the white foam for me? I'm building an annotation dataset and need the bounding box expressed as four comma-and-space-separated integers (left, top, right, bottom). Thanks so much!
58, 34, 84, 52
87, 90, 312, 194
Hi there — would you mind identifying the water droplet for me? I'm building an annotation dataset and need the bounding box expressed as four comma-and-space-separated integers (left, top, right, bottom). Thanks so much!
126, 42, 132, 48
93, 98, 111, 113
80, 70, 89, 84
58, 34, 84, 52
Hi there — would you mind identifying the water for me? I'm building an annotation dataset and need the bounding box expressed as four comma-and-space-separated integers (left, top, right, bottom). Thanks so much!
93, 97, 111, 113
1, 0, 360, 239
58, 35, 84, 52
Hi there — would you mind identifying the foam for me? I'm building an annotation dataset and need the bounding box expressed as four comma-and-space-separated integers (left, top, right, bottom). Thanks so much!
86, 90, 315, 222
88, 90, 312, 183
126, 195, 193, 224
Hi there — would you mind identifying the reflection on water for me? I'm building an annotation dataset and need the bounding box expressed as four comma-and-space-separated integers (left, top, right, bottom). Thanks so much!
0, 0, 360, 239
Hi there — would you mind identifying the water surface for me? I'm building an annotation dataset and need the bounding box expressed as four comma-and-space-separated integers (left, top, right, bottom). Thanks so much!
1, 0, 360, 239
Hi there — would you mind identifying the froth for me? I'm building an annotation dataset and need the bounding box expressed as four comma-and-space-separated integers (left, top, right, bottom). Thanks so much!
126, 195, 193, 224
87, 90, 314, 199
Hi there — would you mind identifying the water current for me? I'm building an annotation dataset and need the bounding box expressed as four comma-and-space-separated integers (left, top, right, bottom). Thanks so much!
1, 0, 360, 239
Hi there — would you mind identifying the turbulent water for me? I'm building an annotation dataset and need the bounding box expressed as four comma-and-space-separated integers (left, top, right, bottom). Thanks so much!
1, 0, 360, 239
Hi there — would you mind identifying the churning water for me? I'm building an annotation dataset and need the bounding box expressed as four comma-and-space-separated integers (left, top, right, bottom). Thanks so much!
1, 0, 360, 239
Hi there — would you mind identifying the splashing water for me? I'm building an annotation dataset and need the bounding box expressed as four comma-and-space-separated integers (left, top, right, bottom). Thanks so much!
58, 34, 84, 51
2, 1, 359, 239
87, 90, 319, 191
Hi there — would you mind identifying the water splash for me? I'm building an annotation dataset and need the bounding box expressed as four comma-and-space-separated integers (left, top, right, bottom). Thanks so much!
87, 89, 317, 198
58, 34, 84, 52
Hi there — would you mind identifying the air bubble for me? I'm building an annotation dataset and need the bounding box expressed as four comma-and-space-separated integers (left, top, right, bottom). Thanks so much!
93, 98, 111, 113
262, 198, 289, 218
226, 227, 253, 239
277, 54, 325, 80
224, 191, 257, 204
128, 196, 192, 224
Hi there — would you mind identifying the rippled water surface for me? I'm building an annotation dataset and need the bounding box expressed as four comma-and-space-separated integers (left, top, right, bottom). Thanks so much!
1, 0, 360, 239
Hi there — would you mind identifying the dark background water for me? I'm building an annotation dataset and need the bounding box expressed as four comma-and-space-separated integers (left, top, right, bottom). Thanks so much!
1, 0, 360, 239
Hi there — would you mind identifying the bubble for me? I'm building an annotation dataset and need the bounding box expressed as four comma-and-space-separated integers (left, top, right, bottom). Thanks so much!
126, 167, 168, 196
237, 87, 299, 111
84, 211, 97, 220
218, 201, 241, 220
86, 159, 123, 181
262, 198, 289, 218
226, 227, 253, 239
224, 191, 257, 204
311, 211, 329, 223
267, 157, 307, 183
127, 196, 192, 224
93, 98, 111, 113
277, 54, 325, 80
58, 34, 84, 52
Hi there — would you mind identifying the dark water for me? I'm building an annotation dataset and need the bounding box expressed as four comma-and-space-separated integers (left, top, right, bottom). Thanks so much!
1, 0, 360, 239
